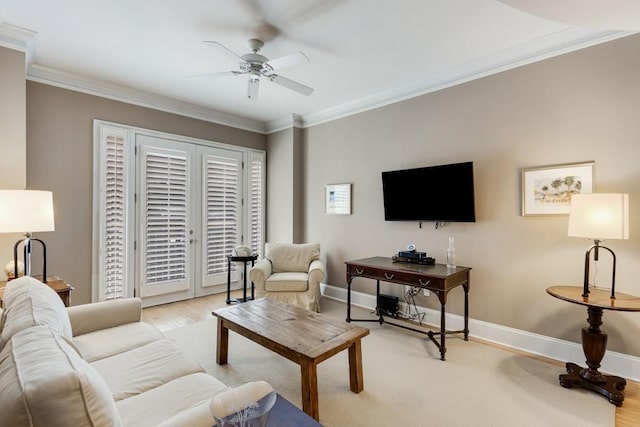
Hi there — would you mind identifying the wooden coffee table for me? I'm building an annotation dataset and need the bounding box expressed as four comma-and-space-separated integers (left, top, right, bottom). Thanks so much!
212, 298, 369, 421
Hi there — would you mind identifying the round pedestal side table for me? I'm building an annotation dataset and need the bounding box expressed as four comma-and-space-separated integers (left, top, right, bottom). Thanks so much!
546, 285, 640, 406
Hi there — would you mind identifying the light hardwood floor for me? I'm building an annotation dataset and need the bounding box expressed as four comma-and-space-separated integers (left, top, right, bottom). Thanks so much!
142, 293, 639, 426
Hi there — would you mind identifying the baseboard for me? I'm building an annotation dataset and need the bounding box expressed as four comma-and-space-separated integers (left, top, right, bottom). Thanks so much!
320, 283, 640, 382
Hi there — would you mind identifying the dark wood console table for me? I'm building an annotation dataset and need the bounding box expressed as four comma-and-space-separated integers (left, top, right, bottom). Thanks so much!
345, 257, 471, 360
547, 285, 640, 406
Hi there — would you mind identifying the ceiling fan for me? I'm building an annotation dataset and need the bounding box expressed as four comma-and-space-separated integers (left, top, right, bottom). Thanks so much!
197, 38, 314, 100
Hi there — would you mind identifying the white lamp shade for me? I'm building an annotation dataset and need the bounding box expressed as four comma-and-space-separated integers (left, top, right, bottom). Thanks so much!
0, 190, 55, 233
568, 193, 629, 240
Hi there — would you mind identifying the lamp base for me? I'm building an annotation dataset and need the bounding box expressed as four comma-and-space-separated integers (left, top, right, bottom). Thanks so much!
582, 241, 616, 299
13, 236, 48, 283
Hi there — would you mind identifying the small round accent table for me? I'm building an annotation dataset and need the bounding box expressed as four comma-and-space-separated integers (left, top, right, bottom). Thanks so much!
226, 254, 259, 304
546, 285, 640, 406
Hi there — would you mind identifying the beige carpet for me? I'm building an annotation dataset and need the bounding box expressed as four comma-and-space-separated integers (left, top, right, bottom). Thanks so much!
165, 298, 614, 427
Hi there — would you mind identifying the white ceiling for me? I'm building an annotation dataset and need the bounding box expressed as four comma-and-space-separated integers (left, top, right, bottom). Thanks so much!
0, 0, 633, 133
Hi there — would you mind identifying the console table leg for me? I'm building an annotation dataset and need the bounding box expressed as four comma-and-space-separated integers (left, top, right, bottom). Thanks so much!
376, 279, 383, 324
463, 282, 470, 341
346, 278, 352, 322
439, 301, 446, 361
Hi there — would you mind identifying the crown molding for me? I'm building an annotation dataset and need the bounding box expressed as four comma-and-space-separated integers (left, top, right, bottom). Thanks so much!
26, 64, 268, 134
267, 27, 633, 132
0, 23, 36, 62
11, 21, 632, 136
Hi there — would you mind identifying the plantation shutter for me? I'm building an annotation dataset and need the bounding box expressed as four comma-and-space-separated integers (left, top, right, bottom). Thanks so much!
248, 152, 265, 257
202, 153, 241, 285
138, 144, 191, 297
97, 125, 132, 301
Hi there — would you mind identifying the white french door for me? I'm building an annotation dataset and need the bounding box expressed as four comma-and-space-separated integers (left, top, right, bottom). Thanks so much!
136, 136, 194, 300
136, 135, 243, 305
93, 121, 265, 306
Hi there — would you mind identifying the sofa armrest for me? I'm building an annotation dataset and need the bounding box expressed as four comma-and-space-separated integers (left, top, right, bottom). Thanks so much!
308, 260, 325, 291
66, 298, 143, 337
249, 260, 272, 291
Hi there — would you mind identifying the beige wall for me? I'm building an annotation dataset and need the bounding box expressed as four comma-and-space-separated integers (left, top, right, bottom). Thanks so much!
267, 126, 304, 243
26, 82, 266, 304
292, 126, 304, 243
267, 128, 295, 242
0, 47, 26, 188
303, 34, 640, 356
0, 47, 27, 272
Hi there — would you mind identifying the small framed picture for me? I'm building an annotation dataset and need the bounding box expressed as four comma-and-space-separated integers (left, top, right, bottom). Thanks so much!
521, 161, 595, 216
325, 183, 352, 215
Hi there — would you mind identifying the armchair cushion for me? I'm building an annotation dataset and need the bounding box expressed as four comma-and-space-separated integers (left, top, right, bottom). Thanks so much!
265, 272, 309, 292
265, 243, 320, 273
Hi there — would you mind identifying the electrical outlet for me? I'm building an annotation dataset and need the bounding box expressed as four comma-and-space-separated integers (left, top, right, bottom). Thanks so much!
423, 289, 429, 297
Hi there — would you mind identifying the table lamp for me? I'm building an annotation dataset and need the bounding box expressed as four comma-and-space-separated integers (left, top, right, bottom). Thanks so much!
568, 193, 629, 298
0, 190, 55, 282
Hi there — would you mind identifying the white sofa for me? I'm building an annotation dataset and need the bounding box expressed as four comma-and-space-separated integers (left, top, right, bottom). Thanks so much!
0, 277, 228, 427
249, 242, 324, 312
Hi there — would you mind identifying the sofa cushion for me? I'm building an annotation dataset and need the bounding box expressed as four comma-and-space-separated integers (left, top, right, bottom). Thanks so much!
92, 338, 204, 401
265, 272, 309, 292
0, 326, 122, 427
265, 242, 320, 273
73, 321, 164, 362
116, 372, 227, 427
0, 276, 72, 349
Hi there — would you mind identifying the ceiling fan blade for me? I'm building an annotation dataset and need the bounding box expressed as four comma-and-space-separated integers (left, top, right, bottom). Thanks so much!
203, 41, 244, 63
264, 51, 309, 71
247, 76, 260, 100
278, 0, 347, 27
269, 74, 314, 96
238, 0, 267, 24
188, 71, 244, 79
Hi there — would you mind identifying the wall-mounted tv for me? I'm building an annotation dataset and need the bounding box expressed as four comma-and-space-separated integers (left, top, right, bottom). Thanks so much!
382, 161, 476, 222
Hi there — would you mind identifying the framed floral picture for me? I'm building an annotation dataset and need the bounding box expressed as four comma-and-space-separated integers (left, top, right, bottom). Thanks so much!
521, 161, 595, 216
324, 183, 351, 215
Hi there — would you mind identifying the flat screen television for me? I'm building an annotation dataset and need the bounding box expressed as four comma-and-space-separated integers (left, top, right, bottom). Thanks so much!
382, 161, 476, 222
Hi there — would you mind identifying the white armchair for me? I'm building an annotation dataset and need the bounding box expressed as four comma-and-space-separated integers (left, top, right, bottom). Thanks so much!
249, 242, 324, 312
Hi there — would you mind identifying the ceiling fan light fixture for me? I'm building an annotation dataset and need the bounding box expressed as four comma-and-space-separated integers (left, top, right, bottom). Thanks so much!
199, 38, 313, 99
